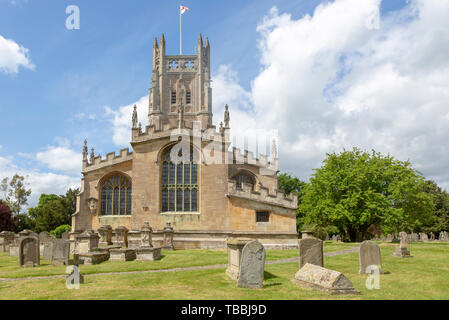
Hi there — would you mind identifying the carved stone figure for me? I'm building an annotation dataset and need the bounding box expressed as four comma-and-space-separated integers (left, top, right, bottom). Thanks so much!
224, 104, 230, 128
87, 198, 98, 215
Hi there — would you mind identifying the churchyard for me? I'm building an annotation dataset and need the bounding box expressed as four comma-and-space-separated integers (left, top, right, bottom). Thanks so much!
0, 240, 448, 300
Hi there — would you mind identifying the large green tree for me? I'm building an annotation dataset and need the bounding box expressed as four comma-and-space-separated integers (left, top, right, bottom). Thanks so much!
422, 180, 449, 233
278, 173, 307, 232
299, 148, 434, 241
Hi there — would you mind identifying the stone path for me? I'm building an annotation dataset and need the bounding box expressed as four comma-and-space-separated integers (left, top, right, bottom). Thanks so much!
0, 247, 358, 283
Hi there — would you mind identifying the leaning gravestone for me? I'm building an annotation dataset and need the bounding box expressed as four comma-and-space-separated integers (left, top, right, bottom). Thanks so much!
237, 240, 266, 289
439, 231, 449, 242
19, 236, 40, 267
298, 238, 323, 269
359, 241, 383, 274
293, 263, 359, 295
51, 239, 70, 266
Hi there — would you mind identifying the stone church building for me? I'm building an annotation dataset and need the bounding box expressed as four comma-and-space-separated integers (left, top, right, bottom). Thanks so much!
71, 34, 298, 249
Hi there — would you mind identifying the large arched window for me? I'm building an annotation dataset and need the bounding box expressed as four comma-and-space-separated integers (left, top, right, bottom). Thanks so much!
232, 173, 255, 191
161, 145, 199, 212
100, 174, 132, 215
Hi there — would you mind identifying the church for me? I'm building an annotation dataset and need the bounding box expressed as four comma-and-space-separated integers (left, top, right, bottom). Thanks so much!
71, 34, 298, 249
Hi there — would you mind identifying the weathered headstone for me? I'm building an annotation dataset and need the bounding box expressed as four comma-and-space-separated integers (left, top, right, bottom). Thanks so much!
358, 241, 383, 274
430, 232, 435, 241
113, 226, 129, 247
97, 225, 113, 247
19, 236, 40, 267
410, 233, 419, 243
386, 234, 393, 242
298, 238, 323, 269
163, 222, 174, 250
136, 222, 162, 261
39, 231, 56, 259
439, 231, 449, 242
237, 240, 266, 289
293, 263, 359, 295
42, 242, 55, 260
0, 231, 15, 253
380, 235, 387, 241
51, 239, 70, 266
419, 233, 428, 242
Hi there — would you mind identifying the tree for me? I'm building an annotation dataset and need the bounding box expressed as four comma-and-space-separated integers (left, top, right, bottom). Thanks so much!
28, 195, 68, 233
59, 188, 80, 223
422, 180, 449, 233
299, 148, 434, 242
278, 173, 307, 232
0, 174, 32, 215
0, 200, 18, 232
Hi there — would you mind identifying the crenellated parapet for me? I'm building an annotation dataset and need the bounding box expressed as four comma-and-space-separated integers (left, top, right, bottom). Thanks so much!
82, 148, 133, 173
227, 180, 297, 209
228, 147, 279, 175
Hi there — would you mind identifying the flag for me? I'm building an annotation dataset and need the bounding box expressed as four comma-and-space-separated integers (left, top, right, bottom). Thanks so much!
180, 6, 190, 15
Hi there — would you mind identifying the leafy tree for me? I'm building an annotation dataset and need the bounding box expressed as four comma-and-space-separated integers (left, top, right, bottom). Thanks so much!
28, 194, 68, 233
0, 174, 32, 215
278, 173, 307, 232
60, 188, 80, 223
299, 148, 434, 242
422, 180, 449, 233
0, 200, 18, 232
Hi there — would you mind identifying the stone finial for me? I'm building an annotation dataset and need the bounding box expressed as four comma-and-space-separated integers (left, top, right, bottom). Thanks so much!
161, 33, 166, 46
153, 37, 158, 48
90, 147, 95, 164
205, 37, 210, 48
219, 121, 224, 135
82, 139, 88, 161
224, 104, 230, 128
271, 139, 278, 160
132, 105, 138, 129
198, 33, 203, 47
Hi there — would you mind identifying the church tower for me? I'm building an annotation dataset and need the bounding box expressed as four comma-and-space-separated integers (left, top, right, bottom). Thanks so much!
148, 34, 212, 130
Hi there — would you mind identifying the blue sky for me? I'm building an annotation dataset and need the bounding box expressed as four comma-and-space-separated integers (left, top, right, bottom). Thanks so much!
4, 0, 449, 209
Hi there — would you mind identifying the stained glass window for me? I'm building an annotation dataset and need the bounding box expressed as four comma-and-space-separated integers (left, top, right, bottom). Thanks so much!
100, 174, 132, 216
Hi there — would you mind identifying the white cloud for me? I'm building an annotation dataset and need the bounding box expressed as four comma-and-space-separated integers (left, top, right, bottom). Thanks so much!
0, 34, 34, 74
36, 146, 82, 175
0, 156, 80, 209
212, 0, 449, 191
105, 95, 148, 146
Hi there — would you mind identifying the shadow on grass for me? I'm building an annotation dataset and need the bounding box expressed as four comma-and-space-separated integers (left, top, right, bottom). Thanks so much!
264, 271, 278, 280
263, 282, 282, 288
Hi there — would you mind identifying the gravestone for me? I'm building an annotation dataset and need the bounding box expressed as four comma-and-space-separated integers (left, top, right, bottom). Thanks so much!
430, 232, 435, 241
293, 263, 359, 295
9, 235, 20, 256
410, 233, 419, 243
109, 248, 137, 261
226, 238, 252, 281
237, 240, 266, 289
386, 234, 393, 242
19, 236, 40, 267
136, 222, 162, 261
439, 231, 449, 242
358, 241, 383, 274
0, 231, 15, 253
419, 233, 428, 242
380, 235, 387, 241
61, 232, 69, 240
301, 230, 314, 239
39, 232, 56, 259
51, 239, 70, 266
113, 226, 129, 247
331, 235, 337, 241
298, 238, 323, 269
98, 225, 113, 247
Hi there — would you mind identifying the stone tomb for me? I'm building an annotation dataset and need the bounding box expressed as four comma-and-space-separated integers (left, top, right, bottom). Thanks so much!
0, 231, 15, 253
419, 233, 429, 242
51, 239, 70, 266
109, 248, 136, 261
76, 230, 100, 254
293, 263, 359, 295
439, 231, 449, 242
19, 236, 40, 267
97, 225, 113, 247
298, 238, 323, 269
79, 252, 109, 265
162, 222, 174, 250
113, 226, 129, 247
358, 241, 383, 274
225, 238, 252, 281
237, 240, 266, 289
136, 222, 162, 261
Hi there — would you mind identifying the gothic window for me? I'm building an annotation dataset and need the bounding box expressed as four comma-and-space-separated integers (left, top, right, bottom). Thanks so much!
100, 174, 132, 216
161, 145, 199, 212
186, 91, 191, 104
171, 91, 177, 104
232, 174, 255, 191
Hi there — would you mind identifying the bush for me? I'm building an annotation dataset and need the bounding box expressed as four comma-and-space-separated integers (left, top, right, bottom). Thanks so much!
50, 224, 72, 238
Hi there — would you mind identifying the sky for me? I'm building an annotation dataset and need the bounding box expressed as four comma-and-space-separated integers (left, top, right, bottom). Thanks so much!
1, 0, 449, 209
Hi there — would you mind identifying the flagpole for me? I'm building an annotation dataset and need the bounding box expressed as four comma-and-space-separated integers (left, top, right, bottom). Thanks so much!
180, 8, 182, 55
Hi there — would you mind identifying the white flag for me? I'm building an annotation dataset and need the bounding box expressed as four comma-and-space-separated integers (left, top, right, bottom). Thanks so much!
180, 6, 190, 15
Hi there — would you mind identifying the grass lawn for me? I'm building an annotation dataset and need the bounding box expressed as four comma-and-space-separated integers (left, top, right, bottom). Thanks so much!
0, 242, 447, 299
